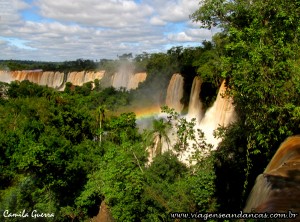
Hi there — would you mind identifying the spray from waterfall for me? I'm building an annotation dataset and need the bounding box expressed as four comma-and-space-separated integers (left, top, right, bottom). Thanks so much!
0, 69, 12, 83
174, 79, 236, 164
145, 76, 237, 164
197, 80, 236, 149
111, 61, 134, 89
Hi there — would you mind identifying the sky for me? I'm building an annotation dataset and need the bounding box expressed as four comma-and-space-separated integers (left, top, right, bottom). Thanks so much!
0, 0, 214, 61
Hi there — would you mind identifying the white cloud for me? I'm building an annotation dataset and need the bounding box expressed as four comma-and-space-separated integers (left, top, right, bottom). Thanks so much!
149, 16, 166, 26
168, 28, 213, 43
0, 0, 27, 25
36, 0, 153, 28
146, 0, 199, 23
168, 32, 192, 42
186, 28, 212, 39
0, 19, 169, 60
0, 0, 211, 61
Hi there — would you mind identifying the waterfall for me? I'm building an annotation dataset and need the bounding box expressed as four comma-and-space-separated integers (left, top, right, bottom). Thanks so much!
0, 70, 12, 83
84, 71, 105, 83
198, 80, 236, 148
39, 71, 65, 89
187, 76, 204, 123
176, 80, 236, 164
10, 70, 43, 84
127, 72, 147, 90
111, 62, 134, 89
1, 69, 145, 91
66, 71, 86, 86
165, 73, 184, 113
244, 136, 300, 213
110, 70, 148, 90
1, 70, 105, 89
64, 71, 105, 89
111, 71, 130, 89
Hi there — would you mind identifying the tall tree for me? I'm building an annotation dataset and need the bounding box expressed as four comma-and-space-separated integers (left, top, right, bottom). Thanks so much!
151, 119, 171, 155
192, 0, 300, 156
191, 0, 300, 208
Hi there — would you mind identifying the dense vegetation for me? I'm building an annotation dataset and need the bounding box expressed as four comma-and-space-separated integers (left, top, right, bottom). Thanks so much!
1, 0, 300, 221
0, 42, 221, 222
192, 0, 300, 212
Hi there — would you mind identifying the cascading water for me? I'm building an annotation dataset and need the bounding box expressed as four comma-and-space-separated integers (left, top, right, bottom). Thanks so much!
244, 136, 300, 214
84, 71, 105, 84
180, 79, 236, 162
165, 73, 184, 113
127, 72, 147, 90
39, 71, 65, 89
10, 70, 43, 84
148, 73, 185, 161
197, 80, 236, 148
0, 69, 146, 91
160, 77, 236, 164
111, 62, 135, 90
187, 76, 204, 123
0, 70, 118, 90
2, 69, 237, 164
66, 71, 86, 86
0, 70, 12, 83
111, 70, 132, 89
62, 71, 105, 89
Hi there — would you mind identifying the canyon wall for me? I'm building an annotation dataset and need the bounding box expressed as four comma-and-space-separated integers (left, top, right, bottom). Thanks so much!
244, 136, 300, 214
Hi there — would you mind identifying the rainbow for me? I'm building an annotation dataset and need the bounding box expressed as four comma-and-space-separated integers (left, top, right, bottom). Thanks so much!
111, 104, 162, 120
134, 105, 162, 120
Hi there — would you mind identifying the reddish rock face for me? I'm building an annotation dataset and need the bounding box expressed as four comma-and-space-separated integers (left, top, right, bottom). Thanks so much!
244, 136, 300, 217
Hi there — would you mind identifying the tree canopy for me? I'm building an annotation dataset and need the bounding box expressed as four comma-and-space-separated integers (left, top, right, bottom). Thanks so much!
192, 0, 300, 211
1, 0, 300, 218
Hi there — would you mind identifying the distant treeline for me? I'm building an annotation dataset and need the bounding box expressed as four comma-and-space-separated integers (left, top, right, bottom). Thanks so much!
0, 42, 217, 76
0, 59, 98, 72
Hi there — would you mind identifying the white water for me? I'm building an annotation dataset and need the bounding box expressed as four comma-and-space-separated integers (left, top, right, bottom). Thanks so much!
0, 70, 12, 83
146, 78, 236, 165
198, 80, 236, 148
127, 72, 147, 90
178, 80, 236, 164
165, 73, 184, 113
187, 76, 204, 122
1, 70, 106, 89
112, 70, 132, 89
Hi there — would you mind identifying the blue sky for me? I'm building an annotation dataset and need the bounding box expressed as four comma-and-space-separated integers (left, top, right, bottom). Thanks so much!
0, 0, 214, 61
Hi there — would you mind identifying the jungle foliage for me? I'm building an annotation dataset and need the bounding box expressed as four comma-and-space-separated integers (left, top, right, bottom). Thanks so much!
0, 80, 218, 222
0, 42, 220, 222
192, 0, 300, 211
1, 0, 300, 220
